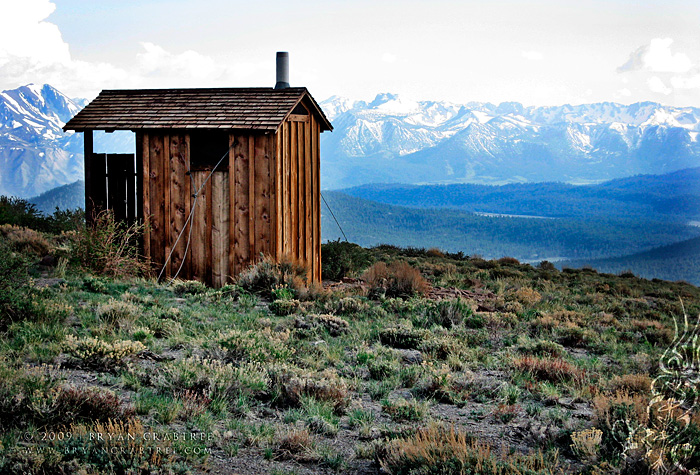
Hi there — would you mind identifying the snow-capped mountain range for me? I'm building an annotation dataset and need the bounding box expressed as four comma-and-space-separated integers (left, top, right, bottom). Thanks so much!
319, 93, 700, 189
1, 84, 699, 197
0, 84, 87, 197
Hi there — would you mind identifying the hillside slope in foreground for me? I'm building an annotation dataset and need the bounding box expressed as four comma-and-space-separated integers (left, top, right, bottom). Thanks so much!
1, 231, 699, 474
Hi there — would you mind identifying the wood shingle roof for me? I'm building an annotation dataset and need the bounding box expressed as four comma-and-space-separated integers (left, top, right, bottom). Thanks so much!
63, 87, 332, 132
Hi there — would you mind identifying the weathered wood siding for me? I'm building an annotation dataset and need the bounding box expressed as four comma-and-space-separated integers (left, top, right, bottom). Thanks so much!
274, 109, 321, 283
141, 131, 286, 287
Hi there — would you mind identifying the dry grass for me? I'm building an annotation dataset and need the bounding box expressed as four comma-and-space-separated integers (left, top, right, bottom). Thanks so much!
513, 356, 587, 386
593, 389, 649, 434
73, 209, 150, 277
426, 247, 445, 258
380, 425, 561, 475
55, 385, 134, 423
607, 374, 652, 395
0, 224, 50, 255
362, 261, 431, 298
275, 428, 317, 461
237, 254, 311, 298
514, 287, 542, 307
570, 428, 603, 461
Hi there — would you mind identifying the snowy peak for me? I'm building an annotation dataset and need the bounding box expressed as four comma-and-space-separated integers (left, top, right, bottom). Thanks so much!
319, 93, 700, 189
0, 83, 87, 198
319, 95, 359, 121
1, 83, 81, 137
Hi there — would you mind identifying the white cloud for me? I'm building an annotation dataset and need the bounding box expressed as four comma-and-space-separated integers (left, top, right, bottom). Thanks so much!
382, 53, 398, 63
617, 88, 632, 97
647, 76, 672, 95
138, 42, 226, 81
0, 1, 264, 98
0, 0, 130, 97
521, 51, 544, 61
617, 38, 693, 73
670, 74, 700, 90
0, 0, 69, 66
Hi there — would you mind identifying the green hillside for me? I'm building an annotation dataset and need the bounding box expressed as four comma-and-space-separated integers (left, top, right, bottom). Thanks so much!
564, 236, 700, 285
29, 180, 84, 215
320, 191, 700, 261
341, 167, 700, 220
2, 218, 700, 474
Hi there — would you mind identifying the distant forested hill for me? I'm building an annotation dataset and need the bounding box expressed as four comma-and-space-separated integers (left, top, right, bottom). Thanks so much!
341, 168, 700, 220
29, 180, 84, 215
21, 178, 700, 283
320, 191, 700, 261
562, 236, 700, 285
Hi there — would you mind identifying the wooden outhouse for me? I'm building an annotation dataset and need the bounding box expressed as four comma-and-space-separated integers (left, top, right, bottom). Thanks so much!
63, 86, 332, 286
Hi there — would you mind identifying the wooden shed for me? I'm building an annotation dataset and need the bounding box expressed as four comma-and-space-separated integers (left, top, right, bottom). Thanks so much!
63, 86, 332, 286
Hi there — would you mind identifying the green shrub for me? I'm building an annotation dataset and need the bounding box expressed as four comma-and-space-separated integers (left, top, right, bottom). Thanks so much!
271, 286, 295, 300
218, 328, 294, 363
173, 279, 207, 296
518, 340, 567, 358
63, 335, 145, 370
368, 358, 400, 380
379, 326, 428, 349
381, 398, 428, 422
268, 365, 349, 414
82, 275, 108, 293
0, 240, 34, 328
95, 299, 141, 324
238, 255, 307, 298
430, 298, 473, 328
155, 357, 269, 402
0, 196, 46, 229
0, 195, 83, 233
310, 314, 350, 336
324, 296, 369, 315
269, 299, 301, 316
321, 240, 375, 281
0, 360, 62, 428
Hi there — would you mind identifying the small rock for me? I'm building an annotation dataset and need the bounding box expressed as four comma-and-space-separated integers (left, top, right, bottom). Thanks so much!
398, 349, 423, 364
311, 340, 327, 347
34, 277, 65, 288
557, 397, 577, 409
137, 349, 173, 361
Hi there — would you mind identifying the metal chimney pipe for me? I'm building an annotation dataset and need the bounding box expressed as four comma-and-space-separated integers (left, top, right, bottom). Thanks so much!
274, 52, 290, 89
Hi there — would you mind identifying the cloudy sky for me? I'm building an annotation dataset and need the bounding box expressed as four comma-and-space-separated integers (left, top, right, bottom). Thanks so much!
1, 0, 699, 106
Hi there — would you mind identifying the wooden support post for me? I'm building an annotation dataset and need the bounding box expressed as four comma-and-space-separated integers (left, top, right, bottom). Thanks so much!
136, 132, 144, 224
142, 134, 151, 262
248, 137, 256, 262
228, 134, 241, 278
84, 131, 94, 223
126, 152, 137, 223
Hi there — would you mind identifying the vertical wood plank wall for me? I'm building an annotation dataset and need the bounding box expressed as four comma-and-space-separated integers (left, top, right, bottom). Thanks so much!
275, 115, 321, 284
140, 123, 320, 287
